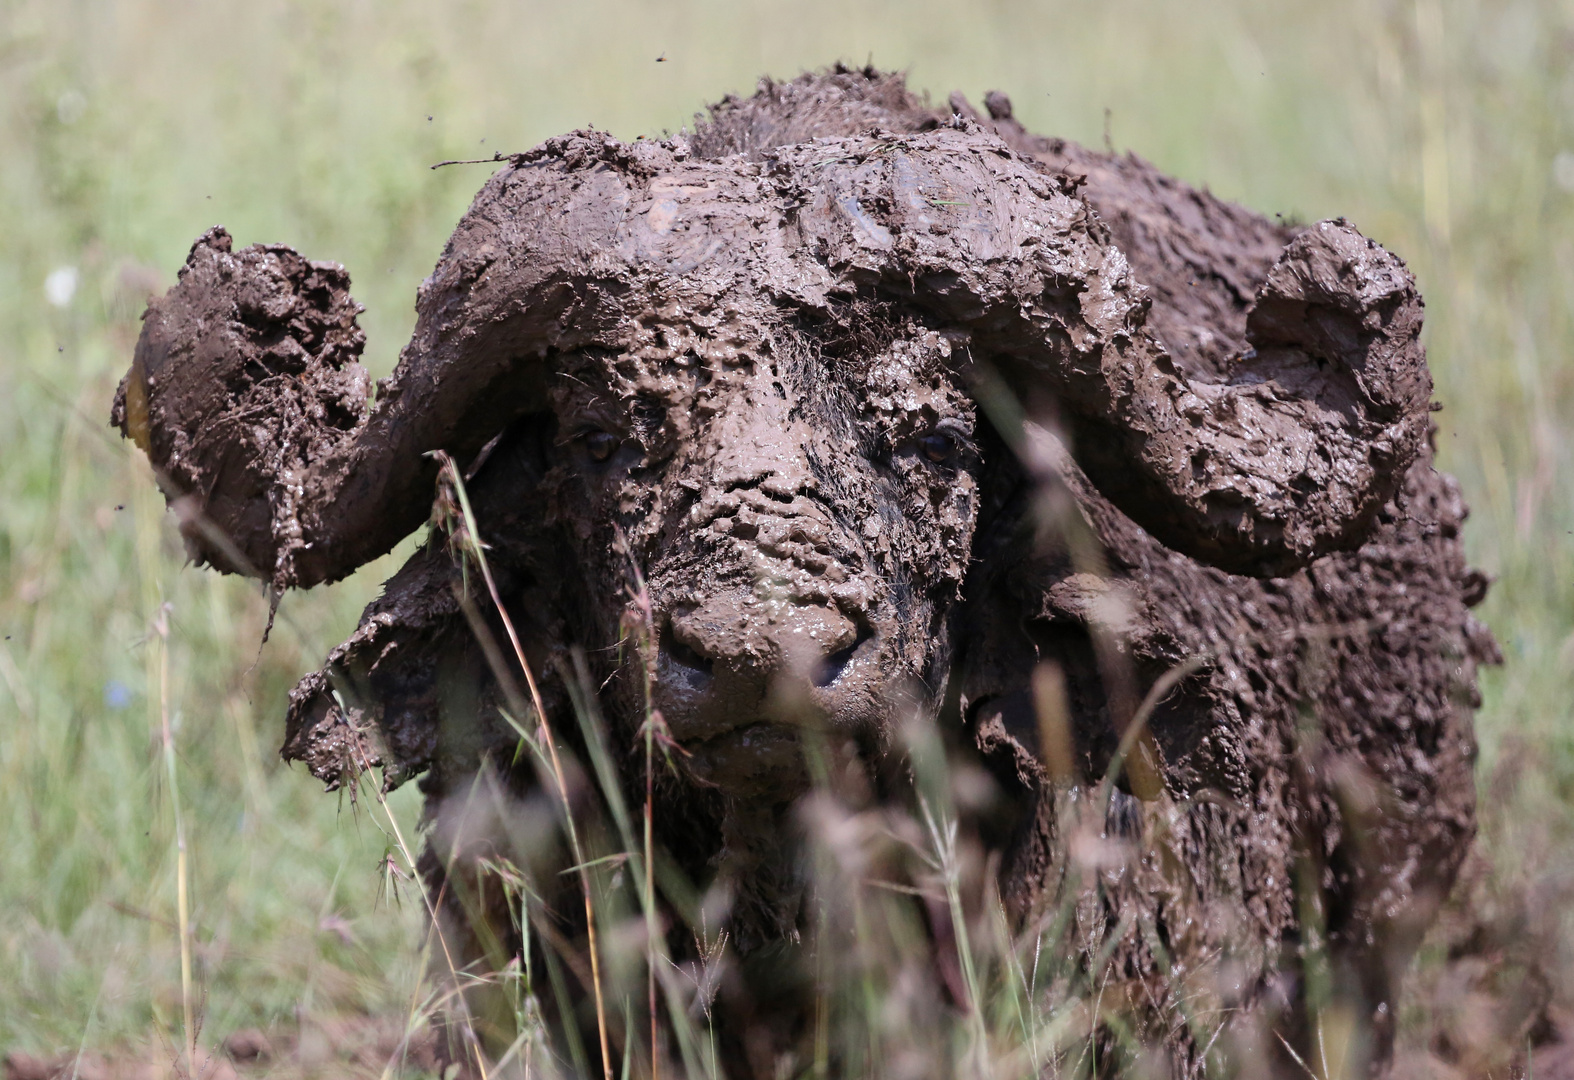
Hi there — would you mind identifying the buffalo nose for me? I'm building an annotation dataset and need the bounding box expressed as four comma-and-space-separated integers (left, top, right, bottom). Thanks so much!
670, 599, 860, 684
659, 597, 872, 735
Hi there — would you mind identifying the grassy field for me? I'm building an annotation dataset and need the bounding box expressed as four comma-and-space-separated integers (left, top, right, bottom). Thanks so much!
1, 0, 1570, 1073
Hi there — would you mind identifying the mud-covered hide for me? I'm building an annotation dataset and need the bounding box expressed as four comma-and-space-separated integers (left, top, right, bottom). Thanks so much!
957, 422, 1494, 1063
689, 66, 1296, 383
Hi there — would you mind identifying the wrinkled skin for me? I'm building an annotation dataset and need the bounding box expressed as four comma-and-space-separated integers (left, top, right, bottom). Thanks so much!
111, 67, 1498, 1079
551, 332, 980, 791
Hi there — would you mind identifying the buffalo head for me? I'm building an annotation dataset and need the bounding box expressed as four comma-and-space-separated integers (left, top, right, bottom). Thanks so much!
114, 122, 1431, 783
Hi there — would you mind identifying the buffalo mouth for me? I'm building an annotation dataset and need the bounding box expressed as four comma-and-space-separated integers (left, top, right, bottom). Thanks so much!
679, 721, 810, 796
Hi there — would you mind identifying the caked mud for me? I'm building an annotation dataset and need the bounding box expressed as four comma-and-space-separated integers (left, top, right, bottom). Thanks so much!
114, 67, 1497, 1078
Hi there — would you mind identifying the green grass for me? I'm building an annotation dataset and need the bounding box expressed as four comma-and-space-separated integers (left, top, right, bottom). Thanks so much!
1, 0, 1570, 1071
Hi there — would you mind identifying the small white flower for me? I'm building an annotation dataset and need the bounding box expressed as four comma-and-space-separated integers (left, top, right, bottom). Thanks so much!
45, 266, 78, 308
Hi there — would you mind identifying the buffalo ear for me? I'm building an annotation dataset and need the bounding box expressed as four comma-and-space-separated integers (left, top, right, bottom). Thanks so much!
284, 413, 567, 793
284, 543, 458, 792
957, 427, 1246, 813
955, 437, 1080, 796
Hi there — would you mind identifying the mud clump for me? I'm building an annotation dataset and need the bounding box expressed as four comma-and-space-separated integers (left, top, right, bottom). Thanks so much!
112, 226, 369, 582
113, 65, 1497, 1078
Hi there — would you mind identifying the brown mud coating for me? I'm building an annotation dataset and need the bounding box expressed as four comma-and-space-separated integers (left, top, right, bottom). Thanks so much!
114, 67, 1497, 1077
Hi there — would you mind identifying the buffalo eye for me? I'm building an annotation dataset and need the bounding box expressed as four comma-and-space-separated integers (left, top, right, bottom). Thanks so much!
918, 430, 956, 464
582, 429, 620, 463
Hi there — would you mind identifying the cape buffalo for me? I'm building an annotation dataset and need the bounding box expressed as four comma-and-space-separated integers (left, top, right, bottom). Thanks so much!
113, 67, 1496, 1078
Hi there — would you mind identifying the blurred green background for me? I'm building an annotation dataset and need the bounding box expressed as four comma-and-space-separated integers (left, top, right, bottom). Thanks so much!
1, 0, 1569, 1067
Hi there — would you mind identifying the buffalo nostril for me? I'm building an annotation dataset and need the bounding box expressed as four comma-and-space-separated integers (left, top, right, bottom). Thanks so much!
663, 632, 714, 681
815, 623, 874, 688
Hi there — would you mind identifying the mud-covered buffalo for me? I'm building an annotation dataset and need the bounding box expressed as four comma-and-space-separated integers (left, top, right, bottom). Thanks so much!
112, 67, 1496, 1078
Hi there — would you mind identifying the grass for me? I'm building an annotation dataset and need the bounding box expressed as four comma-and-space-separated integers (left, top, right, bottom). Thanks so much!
0, 0, 1570, 1074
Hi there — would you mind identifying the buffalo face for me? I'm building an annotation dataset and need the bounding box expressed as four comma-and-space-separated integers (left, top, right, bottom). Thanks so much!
545, 325, 982, 799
